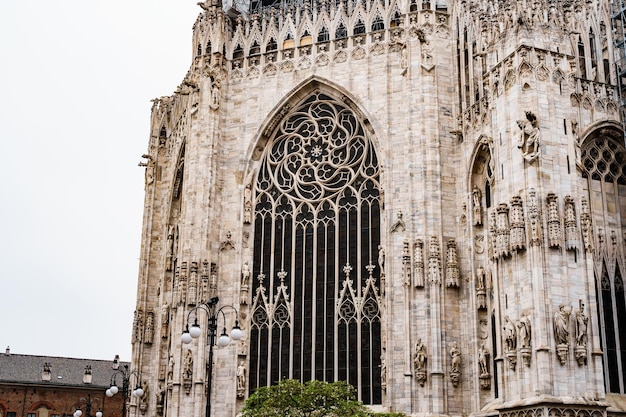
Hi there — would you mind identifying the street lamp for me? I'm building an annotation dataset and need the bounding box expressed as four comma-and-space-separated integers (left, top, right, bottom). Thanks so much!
73, 394, 102, 417
105, 360, 143, 417
181, 296, 243, 417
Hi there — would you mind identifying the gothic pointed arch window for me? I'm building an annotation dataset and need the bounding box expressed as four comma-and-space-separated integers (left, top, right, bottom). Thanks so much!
582, 127, 626, 392
249, 91, 383, 405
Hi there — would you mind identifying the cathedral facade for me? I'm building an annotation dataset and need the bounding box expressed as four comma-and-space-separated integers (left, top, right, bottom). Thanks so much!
131, 0, 626, 416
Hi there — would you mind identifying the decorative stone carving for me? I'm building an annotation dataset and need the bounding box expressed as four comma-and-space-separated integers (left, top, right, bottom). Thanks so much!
509, 196, 526, 252
446, 239, 460, 288
478, 343, 491, 389
575, 300, 588, 366
183, 349, 193, 394
380, 351, 387, 391
473, 186, 483, 226
428, 236, 441, 285
517, 311, 531, 367
527, 188, 542, 246
547, 193, 561, 248
390, 211, 406, 233
402, 239, 411, 287
495, 204, 511, 259
145, 311, 154, 345
517, 111, 540, 162
414, 338, 427, 386
489, 211, 497, 260
187, 262, 198, 306
564, 196, 578, 250
581, 198, 593, 252
378, 245, 385, 277
132, 309, 144, 344
220, 231, 236, 250
414, 239, 425, 288
554, 304, 571, 365
200, 260, 210, 304
139, 382, 149, 414
503, 315, 517, 370
475, 265, 487, 310
449, 342, 461, 387
156, 384, 165, 415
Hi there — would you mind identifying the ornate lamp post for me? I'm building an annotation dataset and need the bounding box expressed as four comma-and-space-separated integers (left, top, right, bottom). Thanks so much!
105, 359, 143, 417
181, 296, 243, 417
73, 394, 102, 417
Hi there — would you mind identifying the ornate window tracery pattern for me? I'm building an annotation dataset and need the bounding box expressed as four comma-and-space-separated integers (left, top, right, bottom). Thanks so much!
249, 92, 382, 404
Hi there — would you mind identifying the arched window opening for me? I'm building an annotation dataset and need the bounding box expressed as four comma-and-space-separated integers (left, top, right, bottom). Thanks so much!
371, 16, 384, 31
267, 38, 278, 52
318, 27, 330, 42
197, 43, 202, 56
206, 41, 212, 54
249, 92, 383, 405
390, 10, 402, 27
354, 19, 366, 35
578, 35, 587, 79
335, 23, 347, 39
250, 41, 261, 55
233, 44, 244, 59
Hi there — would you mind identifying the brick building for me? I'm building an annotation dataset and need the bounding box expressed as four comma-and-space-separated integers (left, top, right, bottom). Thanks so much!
131, 0, 626, 416
0, 349, 130, 417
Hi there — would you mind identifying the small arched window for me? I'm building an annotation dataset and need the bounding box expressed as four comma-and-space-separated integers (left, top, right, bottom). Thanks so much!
318, 27, 329, 42
354, 19, 366, 35
335, 23, 347, 39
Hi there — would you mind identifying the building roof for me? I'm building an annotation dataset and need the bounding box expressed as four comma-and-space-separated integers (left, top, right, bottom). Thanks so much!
0, 349, 130, 388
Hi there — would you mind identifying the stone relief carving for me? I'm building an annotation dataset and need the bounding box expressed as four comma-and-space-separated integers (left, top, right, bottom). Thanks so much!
547, 193, 561, 248
160, 304, 169, 339
200, 260, 210, 303
414, 338, 427, 386
243, 183, 252, 224
166, 225, 175, 272
446, 239, 459, 288
495, 204, 511, 259
145, 311, 155, 345
132, 309, 144, 344
527, 188, 542, 247
403, 239, 411, 287
187, 262, 198, 306
240, 261, 250, 305
390, 211, 406, 233
581, 198, 593, 252
517, 111, 540, 162
414, 239, 425, 288
564, 196, 579, 250
509, 196, 526, 252
428, 236, 442, 285
554, 304, 571, 365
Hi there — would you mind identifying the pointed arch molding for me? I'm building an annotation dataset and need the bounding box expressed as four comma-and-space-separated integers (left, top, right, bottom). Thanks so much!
246, 78, 384, 405
245, 76, 384, 167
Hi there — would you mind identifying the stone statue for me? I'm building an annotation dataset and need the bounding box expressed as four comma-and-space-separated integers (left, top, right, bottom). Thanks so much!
517, 311, 531, 349
554, 304, 571, 346
576, 302, 588, 348
183, 350, 193, 380
450, 342, 461, 373
241, 262, 250, 287
237, 361, 247, 398
503, 316, 516, 351
473, 186, 483, 226
475, 265, 485, 290
516, 111, 540, 162
378, 245, 385, 276
478, 343, 489, 376
414, 338, 427, 371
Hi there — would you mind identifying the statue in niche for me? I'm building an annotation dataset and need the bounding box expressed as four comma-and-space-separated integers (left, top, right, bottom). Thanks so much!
475, 265, 487, 310
472, 186, 483, 226
145, 311, 154, 344
139, 382, 149, 414
380, 352, 387, 391
478, 343, 489, 376
156, 383, 165, 415
160, 304, 170, 339
183, 349, 193, 394
414, 338, 427, 386
237, 361, 247, 398
241, 262, 251, 287
378, 245, 385, 276
167, 355, 174, 382
475, 265, 485, 290
210, 77, 221, 110
166, 225, 174, 272
450, 342, 461, 387
516, 111, 540, 162
554, 304, 571, 365
503, 316, 516, 351
243, 183, 252, 224
517, 311, 531, 349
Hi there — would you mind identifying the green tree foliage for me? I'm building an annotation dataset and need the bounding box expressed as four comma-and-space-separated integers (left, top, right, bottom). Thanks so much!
241, 379, 405, 417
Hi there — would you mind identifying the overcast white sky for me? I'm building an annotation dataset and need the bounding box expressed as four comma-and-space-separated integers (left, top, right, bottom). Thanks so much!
0, 1, 200, 361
